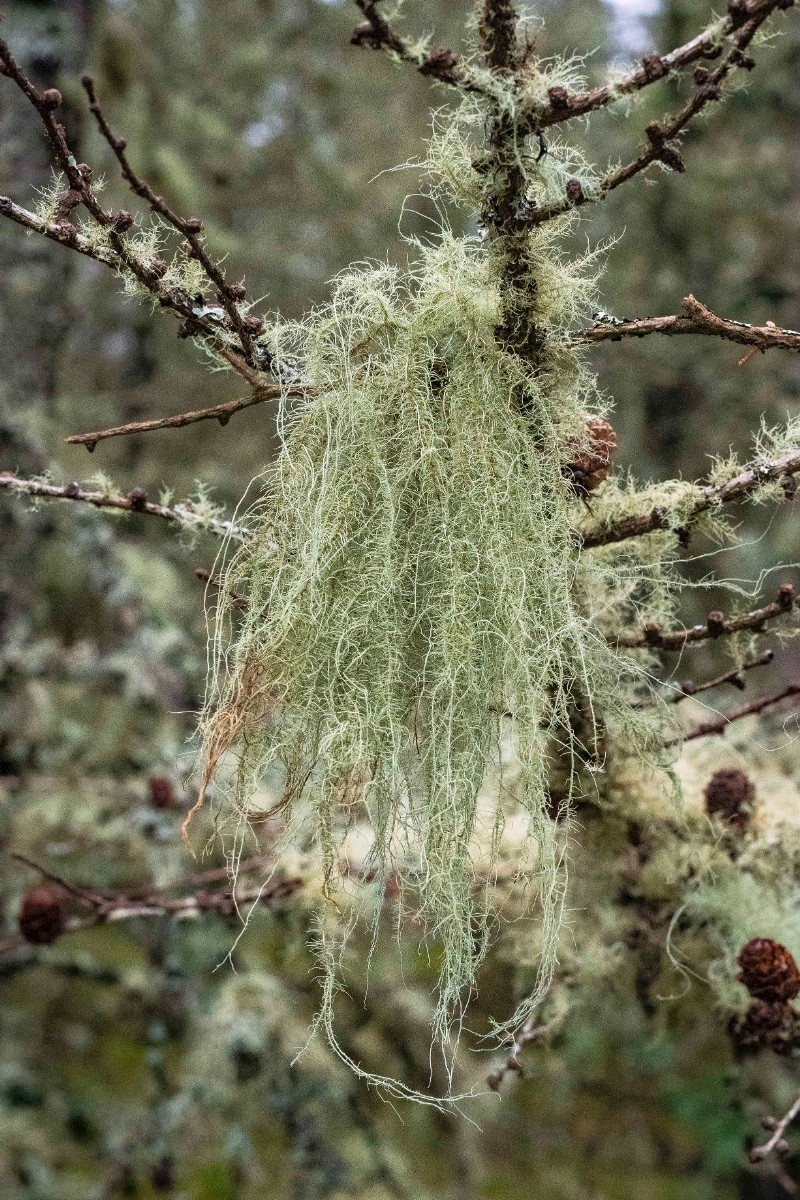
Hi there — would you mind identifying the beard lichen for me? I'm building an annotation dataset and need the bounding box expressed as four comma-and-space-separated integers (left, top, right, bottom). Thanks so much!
198, 99, 660, 1099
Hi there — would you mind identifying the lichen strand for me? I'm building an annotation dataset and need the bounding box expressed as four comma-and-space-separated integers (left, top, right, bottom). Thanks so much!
200, 105, 655, 1094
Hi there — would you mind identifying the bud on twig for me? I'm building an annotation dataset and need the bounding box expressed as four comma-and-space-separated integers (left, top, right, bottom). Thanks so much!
18, 885, 67, 945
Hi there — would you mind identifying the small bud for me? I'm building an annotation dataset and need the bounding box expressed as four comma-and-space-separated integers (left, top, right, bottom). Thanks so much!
486, 1070, 503, 1091
777, 1138, 791, 1157
419, 47, 460, 77
150, 258, 167, 278
113, 210, 134, 231
55, 190, 83, 221
640, 52, 667, 82
243, 315, 263, 333
762, 1116, 780, 1131
547, 86, 571, 110
730, 49, 756, 69
77, 163, 93, 182
658, 145, 686, 173
184, 217, 203, 234
41, 88, 62, 109
693, 66, 711, 85
565, 178, 584, 205
19, 885, 67, 945
64, 481, 81, 498
738, 938, 800, 1002
645, 122, 666, 146
127, 486, 148, 511
706, 610, 725, 637
148, 776, 175, 810
778, 582, 795, 612
350, 20, 382, 48
644, 623, 663, 648
228, 282, 247, 301
150, 1156, 176, 1193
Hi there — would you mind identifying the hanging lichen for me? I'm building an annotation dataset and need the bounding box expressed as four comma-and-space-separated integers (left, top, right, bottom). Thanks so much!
197, 91, 666, 1096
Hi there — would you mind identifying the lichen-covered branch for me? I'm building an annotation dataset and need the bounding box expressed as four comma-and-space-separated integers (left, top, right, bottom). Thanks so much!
0, 37, 270, 387
528, 0, 794, 226
0, 472, 247, 540
528, 0, 789, 133
582, 448, 800, 549
614, 584, 796, 650
350, 0, 485, 92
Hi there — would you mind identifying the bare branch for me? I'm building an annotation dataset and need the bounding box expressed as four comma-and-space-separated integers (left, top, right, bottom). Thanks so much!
0, 473, 247, 540
663, 649, 775, 703
671, 683, 800, 745
614, 584, 796, 651
64, 382, 310, 449
582, 448, 800, 550
576, 296, 800, 355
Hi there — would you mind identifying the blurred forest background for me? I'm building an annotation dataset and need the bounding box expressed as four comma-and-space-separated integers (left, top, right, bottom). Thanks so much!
1, 0, 799, 1197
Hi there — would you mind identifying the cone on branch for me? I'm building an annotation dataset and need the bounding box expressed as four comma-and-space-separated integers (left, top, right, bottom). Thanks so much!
737, 938, 800, 1002
563, 416, 618, 494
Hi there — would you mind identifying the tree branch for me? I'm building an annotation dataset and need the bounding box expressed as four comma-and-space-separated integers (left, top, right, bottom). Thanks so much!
528, 0, 791, 133
614, 585, 796, 651
576, 296, 800, 355
750, 1094, 800, 1163
671, 683, 800, 745
80, 74, 266, 372
0, 38, 269, 388
350, 0, 486, 92
582, 448, 800, 549
527, 0, 793, 227
64, 383, 309, 449
0, 472, 247, 540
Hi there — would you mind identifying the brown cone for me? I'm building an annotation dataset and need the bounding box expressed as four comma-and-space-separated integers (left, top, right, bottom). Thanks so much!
737, 937, 800, 1002
564, 416, 618, 494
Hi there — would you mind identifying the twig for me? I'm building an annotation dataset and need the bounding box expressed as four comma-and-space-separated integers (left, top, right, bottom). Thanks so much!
0, 472, 248, 540
527, 0, 792, 227
487, 1007, 563, 1091
351, 0, 486, 92
2, 853, 304, 957
576, 296, 800, 355
582, 447, 800, 549
664, 649, 774, 703
64, 383, 309, 449
614, 585, 796, 651
750, 1093, 800, 1163
669, 684, 800, 745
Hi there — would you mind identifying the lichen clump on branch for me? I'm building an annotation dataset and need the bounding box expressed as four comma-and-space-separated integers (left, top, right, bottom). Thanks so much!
199, 90, 651, 1079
